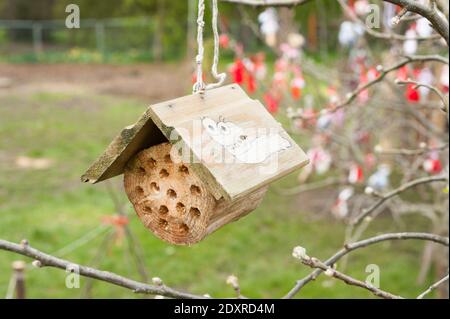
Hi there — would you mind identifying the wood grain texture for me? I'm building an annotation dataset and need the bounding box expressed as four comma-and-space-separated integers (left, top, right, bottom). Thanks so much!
124, 142, 267, 245
82, 84, 308, 202
147, 84, 309, 201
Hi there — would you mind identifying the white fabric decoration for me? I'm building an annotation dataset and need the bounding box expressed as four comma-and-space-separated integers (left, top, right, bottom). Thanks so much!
339, 21, 365, 48
416, 18, 433, 37
403, 29, 418, 55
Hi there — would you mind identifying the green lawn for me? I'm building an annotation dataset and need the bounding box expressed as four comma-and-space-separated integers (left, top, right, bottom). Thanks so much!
0, 89, 436, 298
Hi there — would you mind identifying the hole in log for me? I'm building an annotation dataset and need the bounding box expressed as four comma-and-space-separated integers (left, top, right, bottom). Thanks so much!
190, 185, 201, 196
179, 165, 189, 175
158, 218, 169, 229
159, 205, 169, 215
167, 189, 177, 199
159, 169, 169, 178
135, 186, 144, 195
149, 158, 157, 169
176, 202, 186, 214
143, 206, 153, 214
189, 207, 201, 217
138, 167, 146, 175
150, 182, 160, 194
179, 223, 189, 234
164, 154, 172, 163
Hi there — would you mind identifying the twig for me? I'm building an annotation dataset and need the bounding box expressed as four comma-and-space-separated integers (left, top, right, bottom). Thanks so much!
221, 0, 312, 6
222, 0, 449, 44
375, 143, 449, 156
351, 175, 448, 226
338, 0, 441, 41
284, 232, 449, 298
396, 79, 449, 113
417, 274, 449, 299
301, 257, 403, 299
274, 177, 343, 196
291, 55, 448, 120
0, 239, 205, 299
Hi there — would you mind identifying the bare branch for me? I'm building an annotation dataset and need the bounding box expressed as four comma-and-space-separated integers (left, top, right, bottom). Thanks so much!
338, 0, 441, 41
274, 177, 344, 196
291, 55, 448, 120
284, 232, 449, 298
0, 239, 205, 299
375, 143, 449, 156
300, 257, 403, 299
385, 0, 450, 44
222, 0, 312, 6
417, 274, 449, 299
351, 175, 448, 226
396, 79, 449, 112
222, 0, 449, 45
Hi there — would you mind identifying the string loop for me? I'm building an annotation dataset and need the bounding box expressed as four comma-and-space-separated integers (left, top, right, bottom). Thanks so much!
193, 0, 227, 94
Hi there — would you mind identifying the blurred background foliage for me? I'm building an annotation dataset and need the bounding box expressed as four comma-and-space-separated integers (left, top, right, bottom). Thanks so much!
1, 0, 446, 299
0, 0, 343, 63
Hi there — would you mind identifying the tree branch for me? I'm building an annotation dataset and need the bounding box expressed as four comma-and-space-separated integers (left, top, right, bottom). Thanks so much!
337, 0, 441, 41
351, 175, 448, 226
0, 239, 205, 299
221, 0, 312, 6
375, 143, 449, 156
291, 55, 448, 120
300, 256, 403, 299
417, 274, 449, 299
385, 0, 449, 45
284, 232, 449, 298
222, 0, 449, 45
396, 79, 449, 113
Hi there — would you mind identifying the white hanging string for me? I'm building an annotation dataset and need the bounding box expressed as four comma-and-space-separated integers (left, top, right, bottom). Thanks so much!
193, 0, 227, 94
208, 0, 227, 89
193, 0, 206, 93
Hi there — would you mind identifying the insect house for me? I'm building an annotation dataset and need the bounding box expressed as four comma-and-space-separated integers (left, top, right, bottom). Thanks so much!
81, 84, 309, 245
81, 0, 308, 245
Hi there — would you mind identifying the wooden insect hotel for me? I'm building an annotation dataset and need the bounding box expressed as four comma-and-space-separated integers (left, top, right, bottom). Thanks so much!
81, 84, 309, 245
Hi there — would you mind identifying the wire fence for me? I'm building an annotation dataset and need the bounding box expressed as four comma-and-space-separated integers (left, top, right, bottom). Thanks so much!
0, 16, 181, 63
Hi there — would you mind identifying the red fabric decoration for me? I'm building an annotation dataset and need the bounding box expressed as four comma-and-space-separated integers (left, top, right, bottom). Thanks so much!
219, 34, 230, 49
358, 72, 369, 103
291, 86, 302, 100
406, 83, 420, 102
264, 93, 279, 114
423, 158, 443, 174
230, 59, 245, 85
102, 215, 129, 243
397, 66, 409, 81
291, 77, 304, 100
247, 73, 257, 94
348, 164, 364, 184
367, 67, 380, 81
364, 153, 377, 169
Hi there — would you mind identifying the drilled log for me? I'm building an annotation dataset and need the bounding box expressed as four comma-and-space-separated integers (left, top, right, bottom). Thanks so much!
124, 142, 267, 245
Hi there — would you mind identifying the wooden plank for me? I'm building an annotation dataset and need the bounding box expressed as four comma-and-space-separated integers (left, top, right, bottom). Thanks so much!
81, 110, 166, 184
82, 84, 309, 202
148, 84, 309, 201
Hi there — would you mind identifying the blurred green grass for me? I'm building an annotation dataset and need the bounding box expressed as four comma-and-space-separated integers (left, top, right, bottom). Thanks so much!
0, 90, 436, 298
